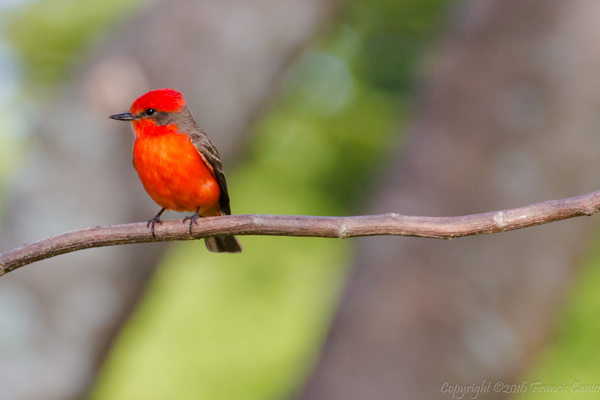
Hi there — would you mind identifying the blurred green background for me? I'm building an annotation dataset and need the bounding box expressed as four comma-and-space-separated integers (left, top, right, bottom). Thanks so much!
1, 0, 600, 399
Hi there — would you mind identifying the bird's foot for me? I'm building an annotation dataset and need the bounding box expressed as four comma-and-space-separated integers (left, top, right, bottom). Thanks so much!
183, 209, 201, 234
147, 208, 166, 238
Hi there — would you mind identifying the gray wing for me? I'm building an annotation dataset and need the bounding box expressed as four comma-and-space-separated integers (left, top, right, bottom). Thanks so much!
188, 131, 232, 215
174, 108, 232, 215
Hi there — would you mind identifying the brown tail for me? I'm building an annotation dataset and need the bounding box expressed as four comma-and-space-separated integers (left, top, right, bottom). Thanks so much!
205, 235, 242, 253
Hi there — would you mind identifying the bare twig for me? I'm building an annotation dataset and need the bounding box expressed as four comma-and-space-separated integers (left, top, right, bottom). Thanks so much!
1, 189, 600, 276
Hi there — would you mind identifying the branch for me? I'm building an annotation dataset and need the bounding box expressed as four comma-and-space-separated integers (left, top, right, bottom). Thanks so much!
2, 189, 600, 276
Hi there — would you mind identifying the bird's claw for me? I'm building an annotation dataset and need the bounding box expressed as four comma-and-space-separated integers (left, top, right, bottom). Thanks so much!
147, 216, 163, 238
183, 210, 201, 234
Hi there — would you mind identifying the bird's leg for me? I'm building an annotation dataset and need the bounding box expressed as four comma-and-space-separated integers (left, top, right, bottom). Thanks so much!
183, 207, 201, 234
147, 208, 165, 238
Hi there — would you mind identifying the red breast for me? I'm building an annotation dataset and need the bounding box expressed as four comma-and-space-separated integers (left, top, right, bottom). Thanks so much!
132, 120, 221, 214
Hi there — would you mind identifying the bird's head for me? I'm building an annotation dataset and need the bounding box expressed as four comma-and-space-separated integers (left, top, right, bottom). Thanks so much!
109, 88, 187, 133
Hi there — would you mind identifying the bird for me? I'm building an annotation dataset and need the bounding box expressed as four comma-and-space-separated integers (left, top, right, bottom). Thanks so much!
109, 88, 242, 253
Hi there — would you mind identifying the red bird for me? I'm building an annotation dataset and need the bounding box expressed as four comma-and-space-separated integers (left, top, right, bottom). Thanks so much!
109, 88, 242, 253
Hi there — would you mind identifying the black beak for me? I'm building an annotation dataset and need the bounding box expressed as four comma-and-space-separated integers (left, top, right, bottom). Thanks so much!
109, 112, 135, 121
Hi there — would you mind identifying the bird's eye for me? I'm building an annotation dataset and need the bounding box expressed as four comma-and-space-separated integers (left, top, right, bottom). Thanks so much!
145, 108, 157, 116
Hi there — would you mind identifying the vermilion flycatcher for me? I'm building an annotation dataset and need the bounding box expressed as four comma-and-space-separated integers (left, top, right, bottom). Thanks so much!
109, 88, 242, 253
